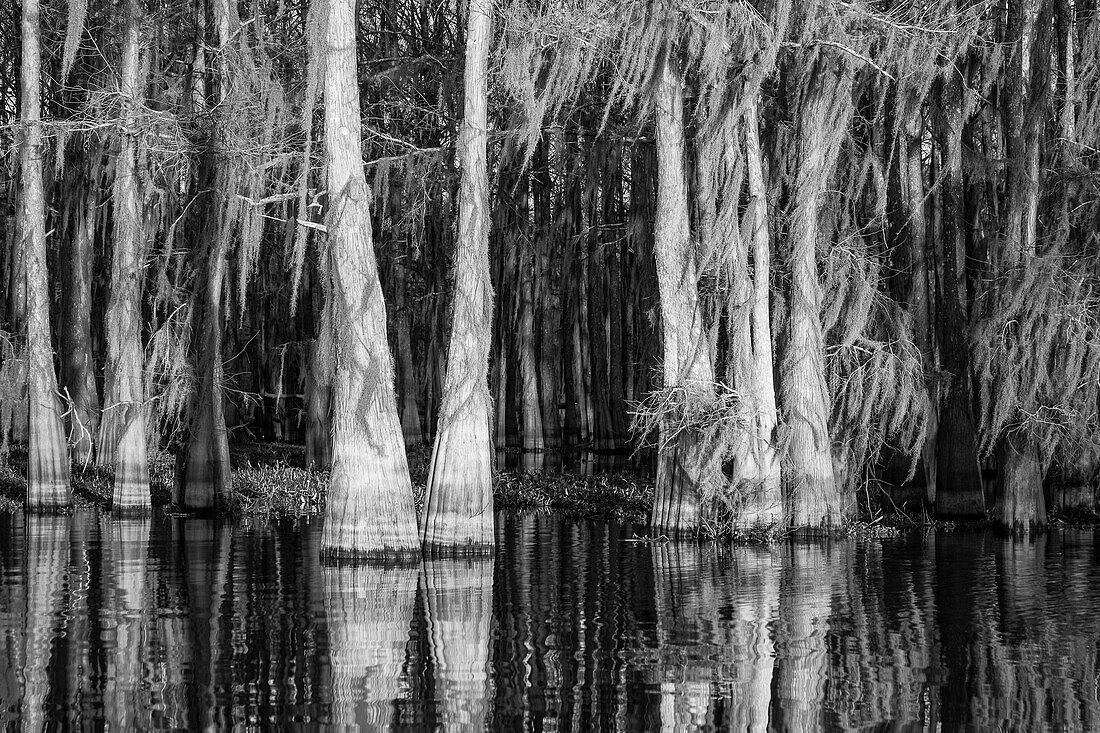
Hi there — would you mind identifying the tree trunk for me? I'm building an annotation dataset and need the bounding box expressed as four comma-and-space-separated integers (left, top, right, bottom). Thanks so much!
735, 109, 782, 526
304, 336, 332, 470
319, 0, 419, 560
934, 74, 985, 517
21, 0, 72, 509
515, 172, 544, 453
650, 51, 715, 536
60, 166, 101, 466
997, 432, 1046, 531
305, 270, 332, 469
180, 215, 231, 510
178, 0, 244, 511
781, 65, 852, 529
421, 0, 494, 551
394, 260, 423, 445
904, 116, 938, 504
995, 0, 1051, 530
533, 141, 561, 449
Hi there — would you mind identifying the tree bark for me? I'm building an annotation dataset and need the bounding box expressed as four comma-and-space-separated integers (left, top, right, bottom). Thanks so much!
319, 0, 419, 560
994, 0, 1051, 530
60, 164, 101, 466
533, 141, 561, 449
394, 260, 423, 445
735, 109, 782, 526
179, 0, 241, 511
180, 208, 232, 510
934, 73, 985, 518
781, 64, 852, 529
421, 0, 494, 551
515, 171, 544, 452
21, 0, 72, 509
650, 51, 716, 536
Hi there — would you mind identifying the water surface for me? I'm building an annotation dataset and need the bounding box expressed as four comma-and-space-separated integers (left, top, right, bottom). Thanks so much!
0, 511, 1097, 730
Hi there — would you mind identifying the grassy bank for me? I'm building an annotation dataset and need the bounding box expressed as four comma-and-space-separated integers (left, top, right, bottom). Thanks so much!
3, 443, 1094, 539
0, 443, 657, 525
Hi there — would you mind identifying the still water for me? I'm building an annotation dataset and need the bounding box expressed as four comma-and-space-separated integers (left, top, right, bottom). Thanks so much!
0, 511, 1097, 731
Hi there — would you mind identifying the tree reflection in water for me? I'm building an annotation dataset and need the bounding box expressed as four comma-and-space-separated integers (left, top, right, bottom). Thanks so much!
3, 513, 1100, 730
421, 554, 494, 730
322, 560, 417, 730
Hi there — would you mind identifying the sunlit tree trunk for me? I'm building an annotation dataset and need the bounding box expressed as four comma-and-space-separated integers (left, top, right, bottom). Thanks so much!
21, 0, 71, 509
98, 0, 150, 511
781, 64, 852, 529
650, 50, 715, 536
734, 109, 783, 526
319, 0, 419, 560
60, 162, 101, 465
421, 0, 494, 551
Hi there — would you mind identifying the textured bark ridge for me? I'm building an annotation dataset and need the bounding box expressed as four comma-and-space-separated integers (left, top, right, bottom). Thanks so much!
422, 555, 494, 728
648, 51, 716, 537
997, 433, 1046, 532
781, 63, 854, 530
21, 0, 71, 509
319, 0, 419, 561
732, 110, 783, 528
99, 0, 150, 512
60, 174, 101, 465
421, 0, 495, 553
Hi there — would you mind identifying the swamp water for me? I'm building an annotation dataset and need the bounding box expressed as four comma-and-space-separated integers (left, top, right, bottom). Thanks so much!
0, 511, 1098, 731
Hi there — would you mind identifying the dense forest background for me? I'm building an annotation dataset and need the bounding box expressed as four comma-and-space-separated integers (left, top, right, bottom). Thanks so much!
0, 0, 1098, 554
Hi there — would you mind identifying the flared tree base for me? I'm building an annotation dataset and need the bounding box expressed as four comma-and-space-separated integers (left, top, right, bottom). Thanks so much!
650, 432, 704, 537
997, 434, 1046, 532
111, 418, 150, 512
27, 404, 72, 510
422, 414, 495, 551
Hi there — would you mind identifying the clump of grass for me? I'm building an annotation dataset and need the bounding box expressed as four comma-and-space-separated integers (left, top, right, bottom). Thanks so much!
230, 441, 307, 467
1048, 504, 1100, 527
70, 464, 113, 507
0, 461, 26, 512
495, 471, 653, 523
226, 460, 328, 518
